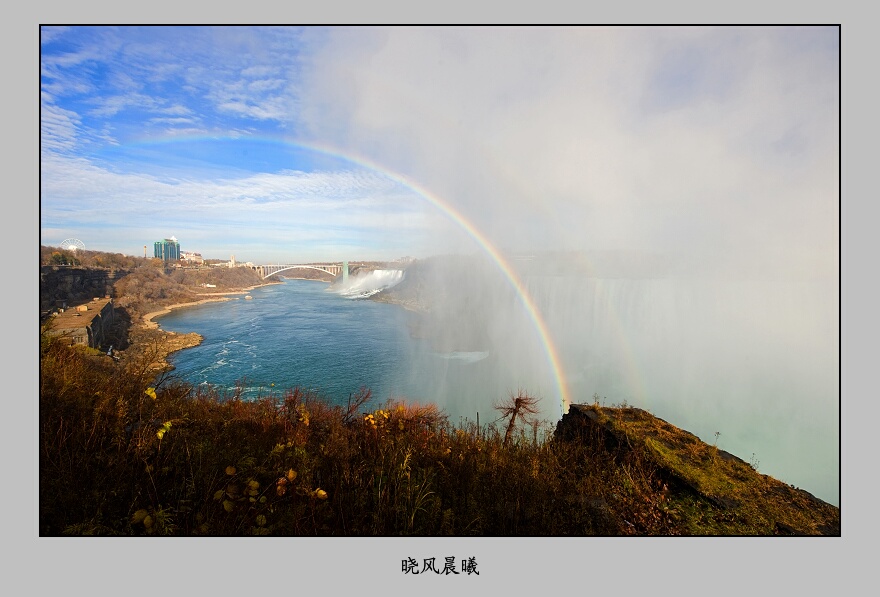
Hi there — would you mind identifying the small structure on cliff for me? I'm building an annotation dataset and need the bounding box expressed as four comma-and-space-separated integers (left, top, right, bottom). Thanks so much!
45, 297, 114, 350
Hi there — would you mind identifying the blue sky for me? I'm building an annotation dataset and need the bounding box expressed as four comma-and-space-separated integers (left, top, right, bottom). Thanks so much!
40, 26, 435, 262
41, 26, 839, 270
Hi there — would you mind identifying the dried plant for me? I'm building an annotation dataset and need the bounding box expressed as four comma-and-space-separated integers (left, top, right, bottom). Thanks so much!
494, 390, 541, 447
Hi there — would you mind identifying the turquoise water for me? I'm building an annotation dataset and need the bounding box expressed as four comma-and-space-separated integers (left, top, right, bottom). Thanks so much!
155, 279, 512, 418
156, 275, 839, 506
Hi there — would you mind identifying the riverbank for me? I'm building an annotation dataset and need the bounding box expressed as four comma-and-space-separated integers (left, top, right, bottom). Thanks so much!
141, 296, 233, 330
141, 281, 281, 329
134, 281, 281, 372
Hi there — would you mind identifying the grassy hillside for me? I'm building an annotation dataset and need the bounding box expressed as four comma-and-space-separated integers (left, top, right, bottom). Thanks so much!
39, 333, 838, 536
38, 249, 839, 536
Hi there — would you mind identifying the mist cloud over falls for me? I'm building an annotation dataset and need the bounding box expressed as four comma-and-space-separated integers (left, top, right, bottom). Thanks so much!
331, 269, 405, 298
379, 251, 839, 504
294, 29, 839, 503
297, 27, 838, 277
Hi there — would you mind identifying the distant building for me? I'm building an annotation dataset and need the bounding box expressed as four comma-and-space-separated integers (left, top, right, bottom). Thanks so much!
154, 236, 181, 261
181, 251, 204, 264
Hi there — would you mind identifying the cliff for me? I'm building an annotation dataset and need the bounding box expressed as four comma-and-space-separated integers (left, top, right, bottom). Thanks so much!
40, 266, 130, 312
555, 404, 840, 535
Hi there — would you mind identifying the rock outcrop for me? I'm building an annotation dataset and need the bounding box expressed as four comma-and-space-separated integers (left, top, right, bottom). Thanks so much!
555, 403, 840, 536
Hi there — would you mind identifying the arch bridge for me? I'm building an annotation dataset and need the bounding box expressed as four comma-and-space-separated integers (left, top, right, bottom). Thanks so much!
252, 263, 348, 280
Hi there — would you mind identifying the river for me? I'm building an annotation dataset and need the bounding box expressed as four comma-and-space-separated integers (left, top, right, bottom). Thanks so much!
155, 278, 509, 421
156, 272, 839, 507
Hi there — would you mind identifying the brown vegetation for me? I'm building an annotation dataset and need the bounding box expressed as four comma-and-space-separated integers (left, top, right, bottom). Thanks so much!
112, 262, 266, 319
41, 245, 147, 269
39, 329, 839, 536
38, 248, 839, 537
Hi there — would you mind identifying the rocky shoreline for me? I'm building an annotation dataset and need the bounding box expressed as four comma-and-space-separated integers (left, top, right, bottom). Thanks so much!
134, 281, 280, 372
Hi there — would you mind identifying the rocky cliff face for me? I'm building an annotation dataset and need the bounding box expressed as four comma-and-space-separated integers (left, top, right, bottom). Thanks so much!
40, 266, 129, 311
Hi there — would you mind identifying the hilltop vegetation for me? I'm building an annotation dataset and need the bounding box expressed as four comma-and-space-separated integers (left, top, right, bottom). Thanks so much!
111, 261, 265, 318
41, 245, 147, 269
38, 248, 839, 536
39, 331, 839, 536
41, 244, 266, 333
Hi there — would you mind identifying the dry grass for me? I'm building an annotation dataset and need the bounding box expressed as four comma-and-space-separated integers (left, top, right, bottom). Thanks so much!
39, 334, 839, 536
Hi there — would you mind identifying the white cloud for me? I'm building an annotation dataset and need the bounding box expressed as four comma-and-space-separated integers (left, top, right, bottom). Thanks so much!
248, 78, 286, 93
216, 99, 286, 121
87, 92, 164, 118
40, 98, 82, 154
40, 150, 432, 262
149, 117, 198, 126
40, 26, 69, 45
241, 65, 277, 78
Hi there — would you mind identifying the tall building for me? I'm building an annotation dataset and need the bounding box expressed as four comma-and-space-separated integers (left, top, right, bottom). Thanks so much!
154, 236, 181, 261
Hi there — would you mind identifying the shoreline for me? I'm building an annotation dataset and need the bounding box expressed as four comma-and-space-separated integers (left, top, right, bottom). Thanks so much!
141, 297, 233, 329
134, 281, 281, 373
135, 278, 420, 375
141, 281, 281, 329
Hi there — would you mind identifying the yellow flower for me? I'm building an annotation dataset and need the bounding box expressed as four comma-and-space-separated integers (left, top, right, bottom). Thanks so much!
313, 489, 328, 500
156, 421, 172, 440
286, 469, 297, 482
144, 387, 157, 400
225, 466, 236, 476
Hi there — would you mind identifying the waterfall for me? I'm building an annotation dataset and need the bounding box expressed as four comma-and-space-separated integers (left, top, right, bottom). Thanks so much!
331, 269, 405, 299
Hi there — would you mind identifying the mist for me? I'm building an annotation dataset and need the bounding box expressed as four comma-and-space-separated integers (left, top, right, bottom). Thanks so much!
292, 27, 839, 505
331, 268, 405, 298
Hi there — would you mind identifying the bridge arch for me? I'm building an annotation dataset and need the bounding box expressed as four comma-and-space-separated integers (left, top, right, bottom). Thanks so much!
253, 263, 347, 280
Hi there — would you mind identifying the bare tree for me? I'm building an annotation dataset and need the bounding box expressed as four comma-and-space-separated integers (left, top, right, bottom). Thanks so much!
494, 390, 541, 447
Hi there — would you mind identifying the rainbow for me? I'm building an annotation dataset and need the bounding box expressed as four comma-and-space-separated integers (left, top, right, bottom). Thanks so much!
128, 133, 572, 417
